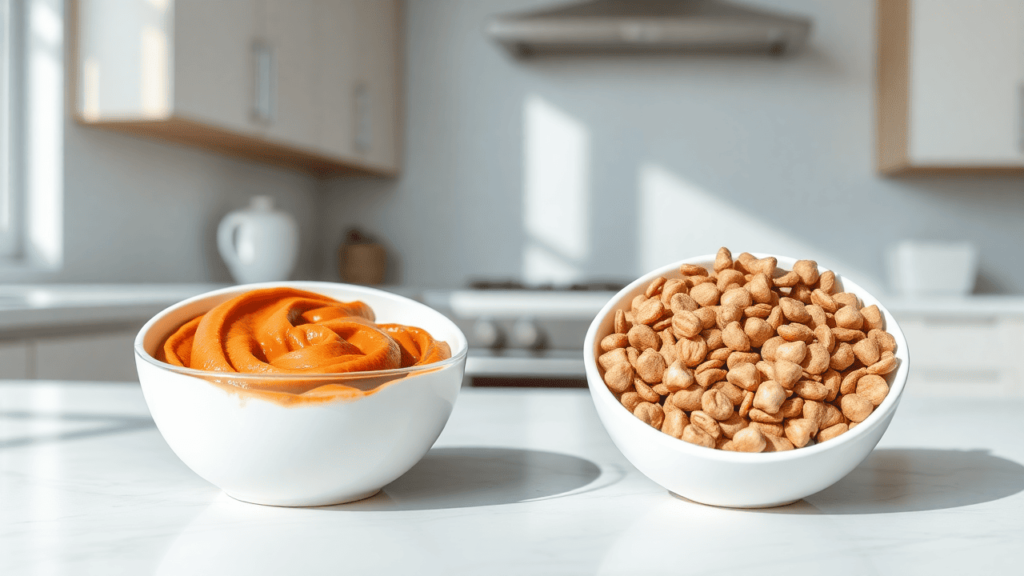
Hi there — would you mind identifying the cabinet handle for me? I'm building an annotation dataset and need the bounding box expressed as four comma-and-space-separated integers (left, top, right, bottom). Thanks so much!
252, 41, 275, 124
1019, 84, 1024, 152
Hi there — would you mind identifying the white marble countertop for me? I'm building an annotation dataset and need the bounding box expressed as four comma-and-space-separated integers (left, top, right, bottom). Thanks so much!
1, 383, 1022, 575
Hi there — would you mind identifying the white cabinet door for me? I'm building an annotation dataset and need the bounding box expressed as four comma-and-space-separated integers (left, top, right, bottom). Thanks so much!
263, 0, 320, 151
0, 341, 30, 379
316, 0, 357, 161
350, 0, 401, 172
909, 0, 1024, 166
173, 0, 261, 136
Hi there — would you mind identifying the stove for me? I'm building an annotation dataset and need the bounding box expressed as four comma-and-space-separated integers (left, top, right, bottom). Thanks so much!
421, 285, 622, 386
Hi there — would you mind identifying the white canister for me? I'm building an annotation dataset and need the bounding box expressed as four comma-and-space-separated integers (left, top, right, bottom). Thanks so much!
217, 196, 299, 284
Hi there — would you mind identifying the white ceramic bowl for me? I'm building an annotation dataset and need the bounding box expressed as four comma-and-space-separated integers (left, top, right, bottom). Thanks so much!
135, 281, 467, 507
584, 254, 911, 508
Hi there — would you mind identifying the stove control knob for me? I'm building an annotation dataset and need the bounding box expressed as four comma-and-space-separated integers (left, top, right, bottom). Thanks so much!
511, 318, 545, 350
473, 318, 504, 349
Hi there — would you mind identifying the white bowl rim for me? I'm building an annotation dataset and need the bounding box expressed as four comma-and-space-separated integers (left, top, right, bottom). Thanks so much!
134, 281, 468, 380
584, 252, 911, 463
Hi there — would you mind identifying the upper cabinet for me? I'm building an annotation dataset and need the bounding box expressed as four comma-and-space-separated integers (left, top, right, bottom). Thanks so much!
877, 0, 1024, 175
74, 0, 401, 177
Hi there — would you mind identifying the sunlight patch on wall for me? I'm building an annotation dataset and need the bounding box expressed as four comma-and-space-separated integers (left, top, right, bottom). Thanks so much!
522, 96, 589, 285
638, 163, 882, 293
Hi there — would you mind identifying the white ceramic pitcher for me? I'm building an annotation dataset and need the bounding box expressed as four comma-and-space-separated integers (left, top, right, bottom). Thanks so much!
217, 196, 299, 284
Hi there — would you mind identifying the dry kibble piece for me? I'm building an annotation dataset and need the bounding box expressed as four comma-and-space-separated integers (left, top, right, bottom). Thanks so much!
778, 323, 814, 343
636, 298, 666, 326
748, 408, 783, 424
676, 336, 708, 368
833, 292, 860, 309
803, 400, 826, 430
718, 414, 748, 439
869, 329, 897, 353
727, 351, 761, 369
727, 362, 761, 391
717, 269, 746, 293
760, 336, 785, 362
818, 270, 837, 294
716, 305, 744, 330
780, 396, 804, 418
835, 306, 864, 331
732, 427, 767, 453
749, 421, 785, 438
753, 380, 787, 414
794, 380, 829, 401
631, 295, 648, 315
601, 333, 629, 352
713, 381, 746, 406
662, 397, 681, 413
750, 257, 778, 277
756, 360, 775, 382
633, 377, 661, 403
774, 270, 800, 287
776, 340, 808, 364
661, 410, 688, 439
651, 315, 673, 333
856, 374, 890, 406
793, 260, 819, 285
867, 352, 899, 375
766, 306, 785, 331
773, 359, 802, 389
830, 342, 856, 371
840, 367, 867, 395
670, 293, 699, 315
690, 283, 721, 307
634, 402, 665, 429
696, 358, 723, 373
822, 369, 841, 402
832, 327, 866, 343
660, 278, 687, 306
791, 283, 813, 304
690, 411, 722, 440
702, 328, 724, 350
860, 305, 884, 330
840, 393, 874, 423
721, 287, 752, 309
626, 347, 639, 368
815, 324, 836, 354
801, 343, 831, 375
696, 368, 727, 389
810, 289, 838, 313
636, 349, 667, 383
722, 321, 751, 352
739, 391, 754, 418
784, 418, 816, 448
748, 273, 773, 304
614, 309, 630, 334
694, 307, 718, 329
659, 331, 678, 364
702, 389, 735, 421
620, 391, 642, 413
714, 247, 733, 272
745, 303, 772, 319
852, 337, 881, 366
627, 324, 660, 352
672, 310, 703, 339
817, 423, 849, 443
662, 360, 695, 392
604, 362, 635, 394
764, 434, 795, 452
645, 277, 667, 299
821, 403, 845, 428
679, 264, 709, 277
708, 347, 732, 362
780, 297, 812, 324
598, 348, 628, 371
805, 304, 828, 329
682, 425, 715, 449
671, 385, 704, 411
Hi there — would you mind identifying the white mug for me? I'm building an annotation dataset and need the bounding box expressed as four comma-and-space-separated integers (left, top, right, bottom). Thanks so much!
217, 196, 299, 284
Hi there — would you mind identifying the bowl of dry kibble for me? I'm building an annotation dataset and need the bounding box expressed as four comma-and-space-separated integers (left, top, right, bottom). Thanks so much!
584, 249, 910, 508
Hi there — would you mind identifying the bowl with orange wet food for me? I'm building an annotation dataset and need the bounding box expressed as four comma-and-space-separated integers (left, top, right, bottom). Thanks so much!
135, 282, 467, 507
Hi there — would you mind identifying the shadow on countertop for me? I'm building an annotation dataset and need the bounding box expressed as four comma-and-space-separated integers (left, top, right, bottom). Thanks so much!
765, 448, 1024, 515
335, 447, 606, 512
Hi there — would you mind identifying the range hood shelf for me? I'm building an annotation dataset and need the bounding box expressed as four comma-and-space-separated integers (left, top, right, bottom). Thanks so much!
489, 0, 811, 57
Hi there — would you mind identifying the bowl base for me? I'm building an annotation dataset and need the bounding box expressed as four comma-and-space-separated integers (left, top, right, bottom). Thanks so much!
225, 488, 382, 508
669, 490, 801, 509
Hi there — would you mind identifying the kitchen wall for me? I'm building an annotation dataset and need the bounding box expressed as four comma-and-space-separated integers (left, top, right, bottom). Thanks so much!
321, 0, 1024, 294
8, 118, 323, 284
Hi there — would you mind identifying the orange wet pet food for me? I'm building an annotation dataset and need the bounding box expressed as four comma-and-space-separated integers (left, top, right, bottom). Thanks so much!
158, 287, 451, 375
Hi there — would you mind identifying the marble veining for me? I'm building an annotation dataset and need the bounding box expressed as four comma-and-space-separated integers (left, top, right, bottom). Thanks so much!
0, 383, 1021, 575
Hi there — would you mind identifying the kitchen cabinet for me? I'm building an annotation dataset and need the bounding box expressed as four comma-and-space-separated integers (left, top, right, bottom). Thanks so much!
877, 0, 1024, 175
74, 0, 401, 177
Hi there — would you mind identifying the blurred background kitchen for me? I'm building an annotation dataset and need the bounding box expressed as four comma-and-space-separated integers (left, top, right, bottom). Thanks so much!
0, 0, 1021, 394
